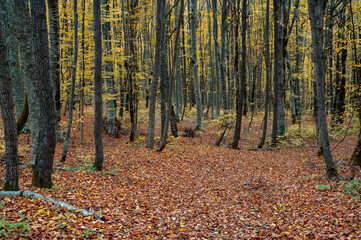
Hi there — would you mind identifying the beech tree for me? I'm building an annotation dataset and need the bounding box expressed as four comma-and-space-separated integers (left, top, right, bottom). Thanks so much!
93, 0, 104, 171
30, 0, 57, 188
0, 16, 19, 191
308, 0, 337, 177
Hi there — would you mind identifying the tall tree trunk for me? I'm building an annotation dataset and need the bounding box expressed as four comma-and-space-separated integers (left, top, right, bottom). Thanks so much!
271, 0, 282, 147
258, 0, 271, 149
0, 17, 19, 191
93, 0, 104, 171
190, 0, 203, 130
127, 0, 139, 142
30, 0, 57, 188
0, 0, 24, 118
14, 0, 40, 167
158, 0, 184, 151
308, 0, 337, 178
48, 0, 63, 142
232, 0, 246, 149
220, 0, 228, 111
60, 0, 79, 163
102, 0, 117, 137
147, 0, 163, 149
159, 0, 169, 140
206, 0, 214, 118
212, 0, 220, 118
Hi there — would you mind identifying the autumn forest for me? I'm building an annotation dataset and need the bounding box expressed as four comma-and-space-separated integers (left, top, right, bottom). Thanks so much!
0, 0, 361, 238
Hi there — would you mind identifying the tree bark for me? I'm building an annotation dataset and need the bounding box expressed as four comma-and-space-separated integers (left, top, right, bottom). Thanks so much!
93, 0, 104, 171
30, 0, 57, 188
212, 0, 220, 118
61, 0, 79, 163
190, 0, 203, 131
0, 0, 25, 118
271, 0, 282, 147
102, 0, 117, 137
258, 0, 271, 149
48, 0, 63, 142
14, 0, 40, 167
0, 18, 19, 191
220, 0, 228, 111
232, 0, 246, 149
308, 0, 337, 178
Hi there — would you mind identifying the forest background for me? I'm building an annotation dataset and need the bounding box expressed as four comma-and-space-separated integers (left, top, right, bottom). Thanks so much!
0, 0, 361, 238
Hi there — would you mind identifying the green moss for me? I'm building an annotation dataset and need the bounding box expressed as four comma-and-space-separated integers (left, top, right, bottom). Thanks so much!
32, 172, 52, 189
2, 181, 18, 191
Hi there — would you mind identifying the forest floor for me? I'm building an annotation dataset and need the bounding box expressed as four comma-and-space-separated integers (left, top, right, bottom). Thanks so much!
1, 107, 361, 239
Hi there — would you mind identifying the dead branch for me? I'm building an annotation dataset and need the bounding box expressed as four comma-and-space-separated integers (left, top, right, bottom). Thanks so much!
0, 190, 105, 221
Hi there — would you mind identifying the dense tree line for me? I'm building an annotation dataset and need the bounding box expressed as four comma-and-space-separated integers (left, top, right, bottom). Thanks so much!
1, 0, 361, 189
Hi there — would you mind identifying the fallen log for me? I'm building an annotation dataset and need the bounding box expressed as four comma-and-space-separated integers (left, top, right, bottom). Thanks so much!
0, 190, 105, 221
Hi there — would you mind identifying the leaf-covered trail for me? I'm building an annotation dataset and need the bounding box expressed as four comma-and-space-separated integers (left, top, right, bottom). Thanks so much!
1, 114, 360, 238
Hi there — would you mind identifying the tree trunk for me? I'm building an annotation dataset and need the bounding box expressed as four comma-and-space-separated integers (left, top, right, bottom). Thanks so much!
147, 0, 163, 149
190, 0, 203, 131
308, 0, 337, 178
159, 0, 169, 140
48, 0, 63, 142
0, 0, 24, 118
127, 0, 139, 143
30, 0, 57, 188
220, 0, 228, 111
60, 0, 79, 163
212, 0, 220, 118
258, 0, 271, 149
0, 17, 19, 191
102, 0, 117, 137
232, 0, 246, 149
93, 0, 104, 171
14, 0, 40, 167
271, 0, 282, 147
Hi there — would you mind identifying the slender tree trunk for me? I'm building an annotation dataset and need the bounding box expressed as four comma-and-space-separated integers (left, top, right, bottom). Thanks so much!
258, 0, 271, 149
102, 0, 117, 137
48, 0, 63, 142
30, 0, 57, 188
80, 0, 86, 144
220, 0, 228, 111
232, 0, 245, 149
272, 0, 282, 147
206, 0, 214, 119
212, 0, 220, 118
127, 0, 139, 142
190, 0, 203, 130
308, 0, 337, 178
0, 18, 19, 191
93, 0, 104, 171
60, 0, 78, 163
147, 0, 163, 149
159, 0, 169, 140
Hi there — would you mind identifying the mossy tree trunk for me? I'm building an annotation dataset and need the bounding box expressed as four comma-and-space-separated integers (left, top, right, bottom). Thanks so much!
30, 0, 57, 188
0, 16, 19, 191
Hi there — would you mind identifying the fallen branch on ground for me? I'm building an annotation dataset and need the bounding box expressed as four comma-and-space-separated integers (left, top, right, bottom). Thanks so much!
0, 190, 105, 221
